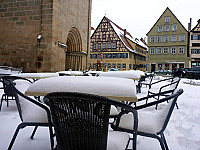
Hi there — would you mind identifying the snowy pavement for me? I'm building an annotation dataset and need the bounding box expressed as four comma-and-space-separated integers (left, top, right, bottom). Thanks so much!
0, 77, 200, 150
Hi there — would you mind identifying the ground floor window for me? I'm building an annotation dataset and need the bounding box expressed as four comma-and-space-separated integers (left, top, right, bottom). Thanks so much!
122, 63, 126, 69
129, 64, 132, 69
117, 63, 121, 69
112, 63, 116, 68
165, 64, 169, 70
158, 64, 162, 70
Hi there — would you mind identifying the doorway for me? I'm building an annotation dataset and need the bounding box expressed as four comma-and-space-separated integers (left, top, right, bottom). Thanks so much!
66, 27, 82, 71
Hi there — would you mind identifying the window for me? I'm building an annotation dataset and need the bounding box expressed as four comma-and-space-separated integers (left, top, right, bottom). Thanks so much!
98, 43, 101, 49
163, 47, 169, 54
93, 44, 96, 50
165, 17, 170, 23
103, 43, 106, 49
164, 35, 169, 42
158, 25, 163, 32
90, 54, 92, 59
108, 43, 111, 48
129, 53, 132, 59
150, 47, 155, 54
179, 34, 185, 41
157, 36, 162, 43
156, 47, 162, 54
150, 36, 155, 43
171, 35, 177, 42
103, 34, 106, 39
191, 49, 200, 54
172, 24, 177, 31
129, 64, 132, 69
178, 47, 184, 54
191, 35, 200, 40
113, 43, 116, 48
171, 47, 176, 54
112, 63, 116, 68
122, 63, 126, 69
164, 25, 170, 31
107, 63, 111, 69
117, 63, 121, 69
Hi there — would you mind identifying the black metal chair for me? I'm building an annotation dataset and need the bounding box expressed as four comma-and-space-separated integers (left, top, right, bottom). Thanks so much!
111, 89, 183, 150
4, 76, 54, 150
136, 74, 154, 93
147, 77, 181, 109
45, 92, 138, 150
0, 76, 33, 111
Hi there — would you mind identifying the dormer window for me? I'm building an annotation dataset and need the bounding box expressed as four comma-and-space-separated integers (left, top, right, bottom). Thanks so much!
165, 17, 170, 23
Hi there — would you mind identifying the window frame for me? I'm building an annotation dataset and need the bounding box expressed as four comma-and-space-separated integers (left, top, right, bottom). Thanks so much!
150, 47, 155, 54
165, 17, 170, 23
171, 47, 176, 54
157, 36, 162, 43
164, 25, 170, 32
156, 47, 162, 54
171, 35, 177, 42
150, 36, 155, 43
178, 46, 184, 54
163, 47, 169, 54
172, 24, 177, 31
158, 25, 163, 32
179, 34, 185, 42
164, 35, 169, 42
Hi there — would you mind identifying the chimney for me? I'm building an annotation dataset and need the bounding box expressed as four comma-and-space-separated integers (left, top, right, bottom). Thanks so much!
188, 18, 192, 31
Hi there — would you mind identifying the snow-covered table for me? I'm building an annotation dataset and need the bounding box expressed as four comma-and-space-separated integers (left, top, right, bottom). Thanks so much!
99, 70, 143, 80
12, 73, 59, 80
25, 76, 137, 102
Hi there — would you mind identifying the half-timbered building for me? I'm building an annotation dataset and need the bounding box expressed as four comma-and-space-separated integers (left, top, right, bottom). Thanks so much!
90, 16, 148, 71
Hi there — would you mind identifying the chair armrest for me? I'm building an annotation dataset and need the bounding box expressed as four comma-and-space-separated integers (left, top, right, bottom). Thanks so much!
150, 77, 173, 86
135, 89, 183, 110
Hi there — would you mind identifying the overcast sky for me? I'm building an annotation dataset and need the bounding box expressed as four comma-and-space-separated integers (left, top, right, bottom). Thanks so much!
91, 0, 200, 41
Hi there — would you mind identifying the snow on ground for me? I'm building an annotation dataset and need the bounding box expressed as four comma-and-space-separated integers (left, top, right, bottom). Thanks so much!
0, 77, 200, 150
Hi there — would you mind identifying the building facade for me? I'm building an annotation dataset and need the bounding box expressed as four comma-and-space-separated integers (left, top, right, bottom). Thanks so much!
189, 19, 200, 67
147, 7, 189, 72
0, 0, 91, 72
90, 16, 148, 72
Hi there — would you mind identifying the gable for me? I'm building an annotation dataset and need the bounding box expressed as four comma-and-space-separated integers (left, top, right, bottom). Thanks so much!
147, 7, 188, 36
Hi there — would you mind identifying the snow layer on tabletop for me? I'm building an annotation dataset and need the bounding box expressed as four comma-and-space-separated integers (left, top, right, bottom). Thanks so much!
99, 70, 141, 79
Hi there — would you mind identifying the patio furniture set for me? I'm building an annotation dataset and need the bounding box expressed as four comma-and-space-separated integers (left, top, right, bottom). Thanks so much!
0, 71, 182, 150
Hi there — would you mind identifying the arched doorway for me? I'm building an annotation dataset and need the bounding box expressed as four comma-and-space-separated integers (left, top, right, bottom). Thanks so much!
66, 27, 83, 71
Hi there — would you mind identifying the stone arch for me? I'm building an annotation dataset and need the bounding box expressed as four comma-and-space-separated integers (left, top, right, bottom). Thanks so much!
66, 27, 83, 71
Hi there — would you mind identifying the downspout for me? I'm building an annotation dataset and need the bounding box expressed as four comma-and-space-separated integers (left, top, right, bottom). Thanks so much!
86, 0, 91, 71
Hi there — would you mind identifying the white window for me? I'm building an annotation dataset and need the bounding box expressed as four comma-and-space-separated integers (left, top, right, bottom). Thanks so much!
164, 35, 169, 42
157, 36, 162, 43
179, 34, 185, 42
163, 47, 169, 54
171, 47, 176, 54
164, 25, 170, 31
103, 43, 106, 49
157, 47, 162, 54
165, 17, 170, 23
171, 35, 177, 42
93, 44, 96, 49
178, 47, 184, 54
150, 36, 155, 43
108, 43, 111, 48
113, 43, 116, 48
158, 25, 163, 32
150, 47, 155, 54
98, 43, 101, 49
172, 24, 177, 31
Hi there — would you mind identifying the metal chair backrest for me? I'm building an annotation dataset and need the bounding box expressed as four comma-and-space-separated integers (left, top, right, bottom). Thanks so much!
45, 92, 138, 150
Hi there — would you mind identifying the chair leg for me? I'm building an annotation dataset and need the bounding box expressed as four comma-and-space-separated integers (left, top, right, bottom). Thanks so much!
156, 136, 166, 150
8, 123, 26, 150
30, 126, 38, 140
0, 97, 3, 111
49, 124, 55, 150
161, 133, 169, 150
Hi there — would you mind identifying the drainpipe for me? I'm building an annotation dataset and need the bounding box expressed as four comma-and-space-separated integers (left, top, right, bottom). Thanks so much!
86, 0, 91, 71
